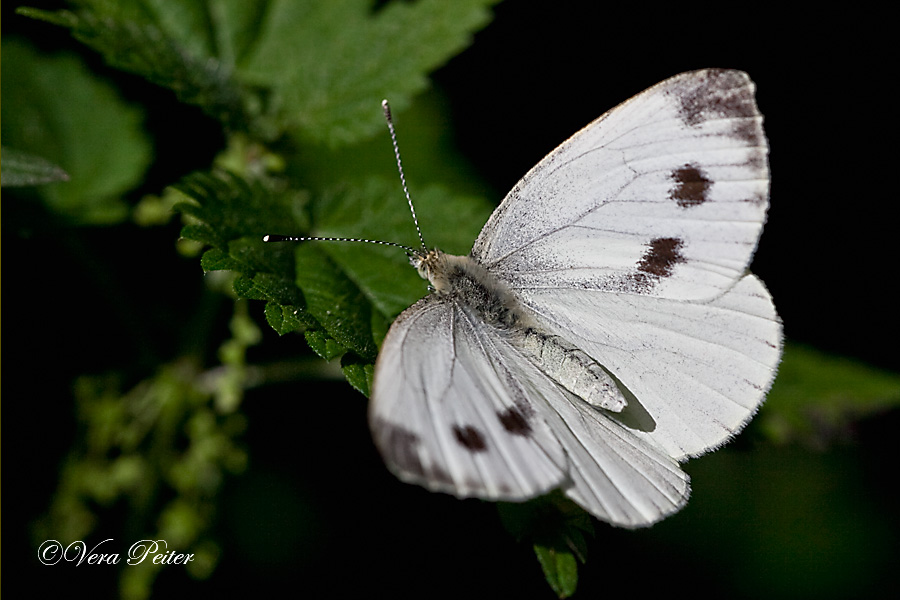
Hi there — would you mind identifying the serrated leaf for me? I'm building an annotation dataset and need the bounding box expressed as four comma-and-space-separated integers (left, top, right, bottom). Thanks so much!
174, 171, 310, 322
29, 0, 502, 391
180, 223, 221, 248
313, 177, 492, 318
21, 0, 498, 146
245, 273, 304, 307
232, 275, 267, 300
253, 173, 490, 384
119, 0, 267, 65
174, 171, 302, 245
201, 248, 244, 272
1, 38, 151, 223
174, 170, 303, 257
17, 2, 257, 131
1, 146, 70, 186
341, 359, 373, 397
264, 302, 314, 335
238, 0, 500, 146
304, 329, 347, 362
294, 245, 378, 361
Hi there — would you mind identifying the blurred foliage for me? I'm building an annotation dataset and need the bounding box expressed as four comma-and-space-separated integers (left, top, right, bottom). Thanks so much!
8, 0, 498, 598
33, 303, 256, 594
18, 0, 496, 146
4, 1, 899, 599
762, 343, 900, 449
2, 37, 151, 223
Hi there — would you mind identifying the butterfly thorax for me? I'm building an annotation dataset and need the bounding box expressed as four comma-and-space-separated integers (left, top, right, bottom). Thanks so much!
412, 249, 528, 329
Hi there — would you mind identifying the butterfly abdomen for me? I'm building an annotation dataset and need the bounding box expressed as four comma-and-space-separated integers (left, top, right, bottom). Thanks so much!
514, 328, 626, 412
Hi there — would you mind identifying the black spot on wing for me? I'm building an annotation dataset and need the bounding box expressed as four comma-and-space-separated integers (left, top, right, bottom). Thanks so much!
732, 118, 767, 147
453, 424, 488, 452
627, 237, 687, 292
497, 406, 532, 436
673, 69, 759, 128
669, 164, 711, 208
376, 419, 424, 474
638, 237, 686, 278
374, 418, 452, 485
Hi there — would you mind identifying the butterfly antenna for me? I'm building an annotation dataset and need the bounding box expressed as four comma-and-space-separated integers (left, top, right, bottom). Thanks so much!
263, 101, 428, 258
262, 234, 418, 255
382, 100, 428, 253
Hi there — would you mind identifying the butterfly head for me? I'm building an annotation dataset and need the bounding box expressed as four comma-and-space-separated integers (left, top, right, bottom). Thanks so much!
411, 248, 471, 295
410, 249, 499, 301
410, 249, 444, 284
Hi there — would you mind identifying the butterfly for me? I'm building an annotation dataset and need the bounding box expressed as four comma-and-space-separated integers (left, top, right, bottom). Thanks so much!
365, 69, 782, 528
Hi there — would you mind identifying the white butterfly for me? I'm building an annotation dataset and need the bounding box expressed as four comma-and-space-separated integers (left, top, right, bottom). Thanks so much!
368, 69, 782, 528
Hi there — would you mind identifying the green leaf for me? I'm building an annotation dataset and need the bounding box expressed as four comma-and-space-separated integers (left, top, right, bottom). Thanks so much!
175, 170, 307, 246
312, 177, 491, 317
174, 170, 305, 262
302, 329, 345, 361
1, 38, 152, 224
200, 247, 245, 273
534, 544, 579, 599
341, 356, 374, 397
761, 343, 900, 448
48, 0, 501, 392
17, 2, 258, 131
174, 170, 319, 338
20, 0, 500, 146
172, 164, 491, 379
294, 244, 378, 361
237, 0, 500, 146
264, 301, 313, 335
171, 164, 491, 388
278, 175, 491, 380
1, 146, 70, 186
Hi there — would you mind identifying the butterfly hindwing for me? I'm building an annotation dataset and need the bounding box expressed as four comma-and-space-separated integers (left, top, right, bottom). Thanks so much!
538, 384, 690, 527
521, 273, 781, 459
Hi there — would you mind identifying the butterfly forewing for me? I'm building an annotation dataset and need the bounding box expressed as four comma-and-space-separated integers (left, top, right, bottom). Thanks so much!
472, 69, 769, 302
370, 295, 568, 500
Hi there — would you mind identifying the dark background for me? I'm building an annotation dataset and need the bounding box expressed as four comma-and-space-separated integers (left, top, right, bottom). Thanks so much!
4, 2, 896, 599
